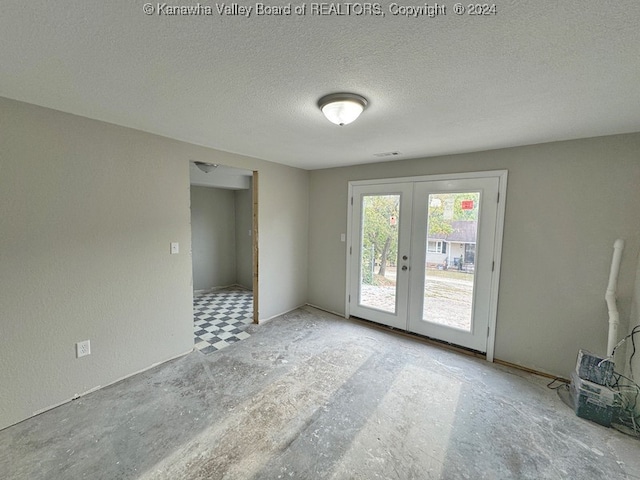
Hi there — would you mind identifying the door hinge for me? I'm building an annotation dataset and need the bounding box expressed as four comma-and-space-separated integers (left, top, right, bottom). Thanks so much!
487, 326, 490, 337
349, 294, 351, 302
492, 261, 495, 272
351, 197, 353, 205
497, 192, 500, 203
350, 246, 352, 255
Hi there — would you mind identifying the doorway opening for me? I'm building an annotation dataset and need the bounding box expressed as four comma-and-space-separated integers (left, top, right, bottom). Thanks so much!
346, 171, 507, 360
189, 162, 258, 354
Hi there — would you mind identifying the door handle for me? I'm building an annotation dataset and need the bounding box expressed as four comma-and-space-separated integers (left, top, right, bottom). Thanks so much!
402, 255, 408, 260
402, 265, 408, 271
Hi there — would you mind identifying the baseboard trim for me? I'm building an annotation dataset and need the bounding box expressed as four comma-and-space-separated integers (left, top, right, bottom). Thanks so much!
493, 358, 569, 383
258, 304, 306, 324
305, 303, 345, 318
193, 284, 252, 295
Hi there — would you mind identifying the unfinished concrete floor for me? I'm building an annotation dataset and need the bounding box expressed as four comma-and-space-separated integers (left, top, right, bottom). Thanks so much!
1, 307, 639, 479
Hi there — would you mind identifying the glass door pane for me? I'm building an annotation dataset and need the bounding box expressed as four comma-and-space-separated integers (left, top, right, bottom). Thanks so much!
423, 192, 480, 331
349, 182, 413, 331
359, 195, 400, 314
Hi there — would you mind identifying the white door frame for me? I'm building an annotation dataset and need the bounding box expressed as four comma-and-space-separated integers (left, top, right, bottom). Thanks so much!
345, 170, 508, 362
348, 182, 414, 330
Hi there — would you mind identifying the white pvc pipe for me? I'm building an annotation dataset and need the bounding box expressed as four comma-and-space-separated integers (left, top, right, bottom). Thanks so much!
606, 239, 625, 356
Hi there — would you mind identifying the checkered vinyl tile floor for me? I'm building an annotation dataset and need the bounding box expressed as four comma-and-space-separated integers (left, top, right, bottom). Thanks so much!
193, 287, 253, 355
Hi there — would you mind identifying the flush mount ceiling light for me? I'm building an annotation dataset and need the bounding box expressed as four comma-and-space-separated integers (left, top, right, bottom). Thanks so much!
318, 93, 368, 126
194, 161, 219, 173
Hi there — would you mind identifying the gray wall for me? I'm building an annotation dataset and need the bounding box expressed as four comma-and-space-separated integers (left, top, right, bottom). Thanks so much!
0, 97, 308, 430
190, 186, 237, 291
189, 185, 253, 291
307, 134, 640, 377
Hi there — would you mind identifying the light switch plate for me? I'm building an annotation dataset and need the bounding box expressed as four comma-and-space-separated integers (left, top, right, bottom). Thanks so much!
170, 242, 179, 254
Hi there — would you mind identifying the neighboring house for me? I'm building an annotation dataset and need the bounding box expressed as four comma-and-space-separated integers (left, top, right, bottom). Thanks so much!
426, 221, 477, 271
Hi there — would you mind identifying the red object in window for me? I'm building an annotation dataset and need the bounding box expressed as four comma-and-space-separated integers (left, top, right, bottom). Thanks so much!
461, 200, 474, 210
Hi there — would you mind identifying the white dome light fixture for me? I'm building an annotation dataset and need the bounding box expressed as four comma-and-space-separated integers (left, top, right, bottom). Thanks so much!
194, 162, 219, 173
318, 93, 368, 126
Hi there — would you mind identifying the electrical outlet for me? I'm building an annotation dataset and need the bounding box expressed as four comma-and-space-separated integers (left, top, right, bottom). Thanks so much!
76, 340, 91, 358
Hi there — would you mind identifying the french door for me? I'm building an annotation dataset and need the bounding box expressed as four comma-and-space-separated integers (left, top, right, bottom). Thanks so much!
348, 172, 506, 356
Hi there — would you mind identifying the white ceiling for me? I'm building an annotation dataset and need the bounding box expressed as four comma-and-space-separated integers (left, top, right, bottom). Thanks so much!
2, 1, 639, 170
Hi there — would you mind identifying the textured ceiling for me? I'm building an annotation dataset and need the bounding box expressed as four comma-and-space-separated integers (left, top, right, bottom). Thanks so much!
2, 1, 639, 169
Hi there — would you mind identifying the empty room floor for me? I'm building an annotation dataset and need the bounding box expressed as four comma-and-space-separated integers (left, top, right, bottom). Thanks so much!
1, 307, 639, 479
193, 287, 253, 354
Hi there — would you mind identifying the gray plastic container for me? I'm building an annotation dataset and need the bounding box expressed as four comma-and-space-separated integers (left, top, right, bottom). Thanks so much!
575, 349, 614, 386
570, 372, 619, 427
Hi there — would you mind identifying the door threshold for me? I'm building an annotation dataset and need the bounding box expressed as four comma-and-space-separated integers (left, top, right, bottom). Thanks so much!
348, 315, 486, 360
